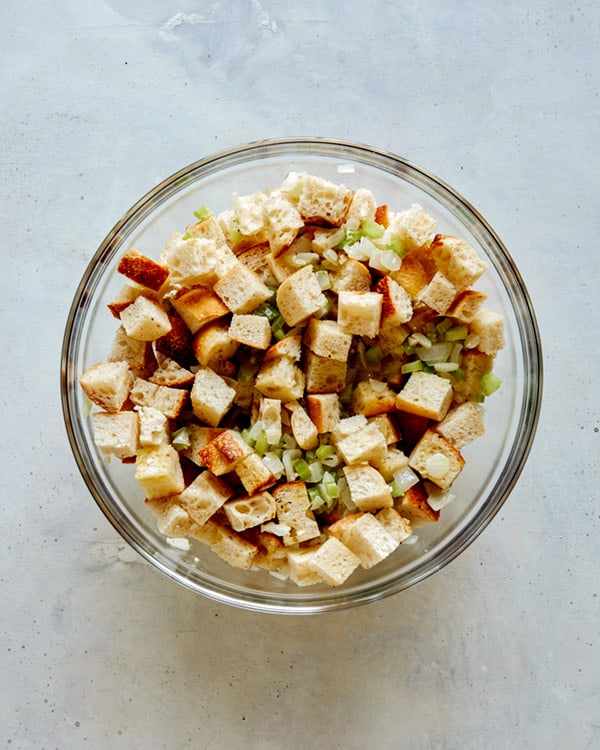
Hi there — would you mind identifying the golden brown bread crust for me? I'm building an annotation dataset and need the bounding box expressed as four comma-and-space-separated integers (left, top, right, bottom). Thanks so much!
155, 314, 196, 368
396, 483, 440, 526
117, 250, 170, 291
375, 204, 389, 228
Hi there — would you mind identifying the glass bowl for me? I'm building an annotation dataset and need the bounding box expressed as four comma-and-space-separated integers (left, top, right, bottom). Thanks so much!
61, 138, 542, 614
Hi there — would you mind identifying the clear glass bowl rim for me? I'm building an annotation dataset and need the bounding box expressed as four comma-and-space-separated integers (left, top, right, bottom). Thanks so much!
61, 137, 543, 614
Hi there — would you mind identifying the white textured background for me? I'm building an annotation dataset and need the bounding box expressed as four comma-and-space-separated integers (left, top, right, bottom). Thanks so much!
2, 2, 599, 748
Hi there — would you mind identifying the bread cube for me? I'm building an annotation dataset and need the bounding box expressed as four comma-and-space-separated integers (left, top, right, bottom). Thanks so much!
346, 187, 377, 222
263, 333, 303, 363
233, 190, 269, 238
176, 471, 235, 526
453, 350, 495, 404
429, 234, 486, 291
198, 429, 253, 475
255, 356, 305, 402
367, 414, 401, 445
223, 491, 277, 532
264, 190, 304, 255
257, 397, 282, 444
304, 351, 347, 394
92, 411, 139, 459
203, 518, 259, 569
337, 290, 382, 338
395, 371, 453, 421
272, 481, 321, 544
307, 393, 341, 434
134, 405, 169, 447
119, 295, 172, 341
331, 512, 399, 569
370, 447, 410, 481
108, 326, 153, 372
148, 353, 194, 388
436, 402, 485, 450
235, 453, 278, 495
297, 174, 353, 227
171, 286, 229, 334
192, 320, 239, 369
146, 498, 194, 538
135, 444, 185, 500
179, 424, 224, 466
375, 275, 413, 326
408, 429, 465, 490
251, 531, 288, 574
237, 244, 279, 287
386, 203, 437, 251
470, 308, 505, 355
213, 262, 272, 315
330, 258, 372, 293
334, 421, 388, 466
287, 547, 324, 587
351, 379, 397, 417
107, 283, 151, 319
117, 249, 169, 292
417, 271, 457, 314
160, 234, 236, 287
79, 360, 133, 412
286, 402, 319, 450
304, 318, 352, 361
276, 264, 327, 327
446, 289, 488, 323
184, 215, 230, 247
309, 537, 360, 585
129, 377, 188, 419
396, 483, 439, 526
342, 464, 393, 512
154, 313, 195, 368
331, 414, 368, 443
390, 254, 432, 300
190, 367, 236, 427
228, 314, 272, 350
375, 507, 412, 543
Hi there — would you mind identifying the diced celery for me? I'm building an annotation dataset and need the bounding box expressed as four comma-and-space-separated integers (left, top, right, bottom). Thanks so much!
240, 428, 256, 448
445, 325, 469, 341
316, 444, 335, 461
480, 371, 502, 396
294, 459, 312, 482
401, 360, 423, 374
171, 426, 191, 450
255, 303, 280, 321
361, 218, 385, 239
254, 429, 268, 457
387, 236, 407, 257
193, 206, 213, 221
365, 345, 383, 364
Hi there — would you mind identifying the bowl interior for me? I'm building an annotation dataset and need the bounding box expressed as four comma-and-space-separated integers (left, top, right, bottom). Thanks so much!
62, 139, 542, 613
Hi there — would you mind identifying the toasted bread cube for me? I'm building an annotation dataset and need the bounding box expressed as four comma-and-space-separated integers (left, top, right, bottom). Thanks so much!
80, 360, 133, 412
117, 249, 169, 291
179, 424, 224, 466
129, 377, 188, 419
276, 264, 327, 327
429, 234, 486, 291
437, 402, 485, 450
190, 367, 236, 427
135, 445, 185, 500
286, 402, 319, 450
375, 507, 412, 543
185, 214, 230, 246
263, 333, 303, 363
408, 429, 465, 490
331, 414, 368, 443
390, 254, 432, 300
228, 314, 272, 350
305, 351, 347, 394
309, 537, 360, 585
342, 465, 393, 512
396, 371, 453, 421
160, 233, 237, 288
92, 411, 139, 459
119, 295, 172, 341
268, 238, 308, 283
297, 174, 353, 227
351, 379, 397, 417
470, 308, 505, 355
272, 481, 321, 544
235, 453, 278, 496
375, 204, 390, 227
107, 283, 150, 318
108, 326, 153, 372
154, 313, 195, 368
223, 491, 277, 532
370, 447, 410, 481
287, 548, 324, 587
146, 498, 194, 537
453, 350, 495, 404
346, 188, 377, 222
337, 290, 382, 338
237, 243, 279, 286
213, 262, 272, 314
330, 258, 373, 293
417, 271, 457, 314
332, 512, 399, 569
304, 318, 352, 361
251, 530, 288, 574
217, 209, 259, 254
446, 289, 488, 323
264, 190, 304, 255
255, 356, 305, 402
386, 203, 437, 251
396, 483, 439, 526
307, 393, 341, 434
192, 320, 239, 369
334, 422, 388, 466
207, 519, 259, 570
368, 414, 401, 445
134, 405, 169, 447
233, 190, 269, 238
171, 286, 229, 334
148, 353, 194, 388
176, 471, 235, 526
198, 429, 253, 475
375, 275, 413, 326
257, 397, 282, 444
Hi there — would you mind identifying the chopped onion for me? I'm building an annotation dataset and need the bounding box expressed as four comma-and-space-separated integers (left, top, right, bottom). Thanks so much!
323, 247, 340, 264
416, 341, 453, 364
425, 453, 450, 479
166, 537, 190, 551
261, 521, 291, 537
262, 451, 284, 477
434, 362, 459, 373
315, 269, 331, 290
392, 466, 420, 493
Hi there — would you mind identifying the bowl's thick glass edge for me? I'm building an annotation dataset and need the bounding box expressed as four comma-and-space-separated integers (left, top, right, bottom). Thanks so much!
61, 137, 544, 615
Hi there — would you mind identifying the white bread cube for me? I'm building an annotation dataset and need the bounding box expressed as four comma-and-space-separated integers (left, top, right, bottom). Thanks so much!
276, 264, 327, 327
148, 353, 194, 388
268, 237, 309, 283
92, 410, 139, 459
179, 424, 224, 466
429, 234, 486, 291
351, 379, 397, 417
286, 402, 319, 450
304, 318, 352, 361
307, 393, 341, 434
119, 295, 172, 341
198, 429, 253, 475
417, 271, 457, 314
342, 464, 393, 512
117, 249, 169, 292
389, 254, 431, 300
287, 547, 324, 587
203, 518, 259, 569
192, 320, 239, 369
408, 429, 465, 490
375, 507, 412, 543
376, 321, 411, 356
213, 262, 273, 314
160, 234, 236, 287
185, 215, 230, 247
217, 209, 259, 254
309, 537, 360, 586
134, 405, 169, 447
331, 512, 399, 569
80, 360, 133, 412
263, 333, 303, 363
135, 444, 185, 500
251, 531, 288, 574
237, 243, 279, 287
255, 356, 305, 402
272, 481, 321, 544
304, 351, 347, 394
331, 414, 368, 442
337, 290, 382, 338
233, 190, 269, 238
368, 414, 401, 445
446, 289, 488, 323
129, 377, 188, 419
386, 203, 437, 251
223, 491, 277, 532
330, 258, 372, 293
334, 421, 388, 466
108, 326, 153, 372
297, 174, 353, 226
228, 314, 272, 350
176, 471, 235, 526
470, 308, 505, 354
346, 187, 377, 222
370, 447, 410, 481
375, 275, 413, 326
146, 498, 194, 538
171, 286, 229, 334
257, 397, 282, 444
190, 367, 236, 427
396, 483, 440, 526
235, 453, 278, 495
396, 371, 453, 421
437, 402, 485, 450
264, 190, 304, 255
